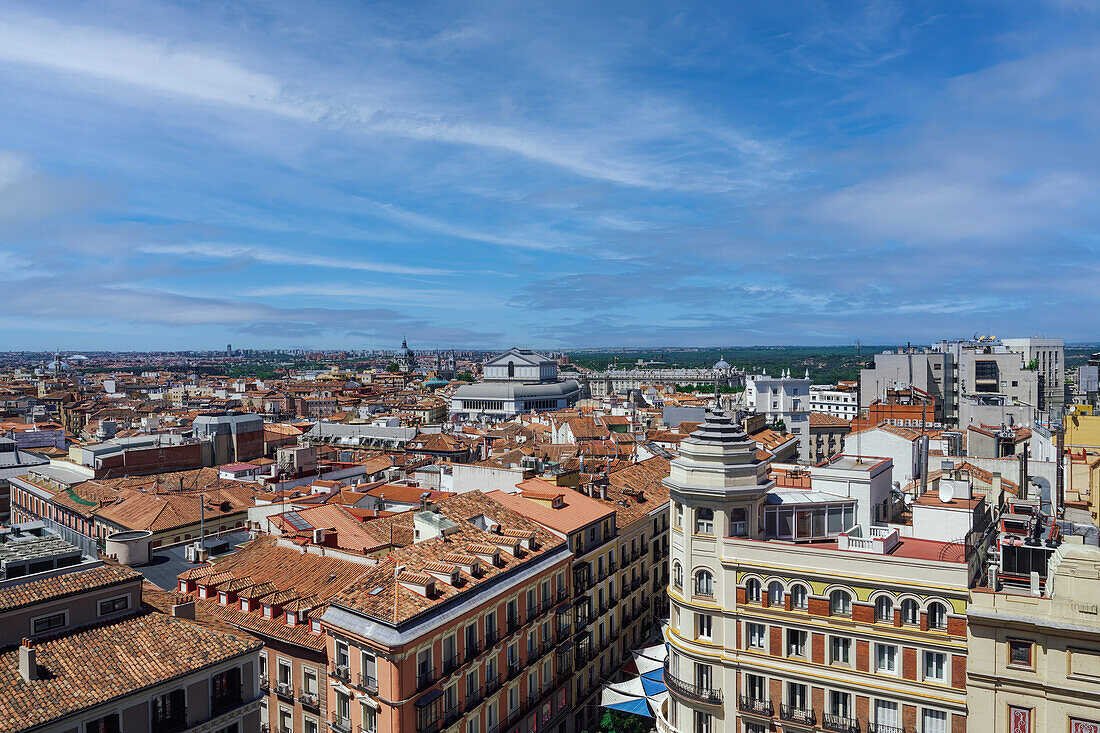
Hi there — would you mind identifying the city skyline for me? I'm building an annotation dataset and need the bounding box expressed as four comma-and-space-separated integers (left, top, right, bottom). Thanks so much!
2, 1, 1098, 349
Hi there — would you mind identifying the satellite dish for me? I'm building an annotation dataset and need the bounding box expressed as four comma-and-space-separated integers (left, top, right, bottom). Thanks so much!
939, 482, 955, 504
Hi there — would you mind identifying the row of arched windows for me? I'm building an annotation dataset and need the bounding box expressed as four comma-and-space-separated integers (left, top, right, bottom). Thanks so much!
742, 578, 950, 628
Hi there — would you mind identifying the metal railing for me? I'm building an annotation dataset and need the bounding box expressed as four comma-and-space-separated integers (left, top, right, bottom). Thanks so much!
664, 663, 723, 705
356, 673, 378, 692
330, 664, 351, 682
466, 688, 483, 708
330, 714, 352, 733
737, 695, 773, 716
779, 704, 816, 726
298, 688, 320, 707
867, 724, 905, 733
485, 673, 501, 694
466, 641, 481, 659
442, 653, 458, 675
417, 668, 436, 691
823, 714, 861, 733
259, 674, 269, 692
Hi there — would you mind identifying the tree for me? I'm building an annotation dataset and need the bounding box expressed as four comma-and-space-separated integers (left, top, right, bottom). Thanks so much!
386, 361, 400, 372
456, 371, 476, 382
598, 709, 650, 733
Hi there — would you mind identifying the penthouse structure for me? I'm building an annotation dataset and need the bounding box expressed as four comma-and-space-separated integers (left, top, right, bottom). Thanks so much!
659, 411, 982, 733
319, 491, 576, 733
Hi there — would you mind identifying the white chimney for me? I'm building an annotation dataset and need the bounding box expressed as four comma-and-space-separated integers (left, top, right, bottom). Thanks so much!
18, 638, 39, 681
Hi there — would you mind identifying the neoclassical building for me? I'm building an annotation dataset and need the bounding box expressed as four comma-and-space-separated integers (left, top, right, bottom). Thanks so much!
450, 349, 581, 421
660, 410, 976, 733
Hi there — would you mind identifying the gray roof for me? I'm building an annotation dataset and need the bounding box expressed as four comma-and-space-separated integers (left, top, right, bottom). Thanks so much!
305, 422, 418, 444
453, 379, 581, 400
484, 348, 555, 368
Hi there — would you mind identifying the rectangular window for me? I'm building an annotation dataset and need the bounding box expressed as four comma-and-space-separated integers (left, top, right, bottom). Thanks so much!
746, 674, 765, 700
696, 614, 712, 640
1009, 639, 1033, 668
830, 637, 851, 665
829, 691, 850, 717
874, 700, 899, 727
747, 623, 765, 649
84, 715, 121, 733
923, 651, 946, 683
32, 612, 66, 634
786, 682, 807, 708
921, 709, 948, 733
693, 710, 711, 733
875, 644, 897, 674
694, 664, 712, 690
98, 595, 129, 616
787, 630, 807, 658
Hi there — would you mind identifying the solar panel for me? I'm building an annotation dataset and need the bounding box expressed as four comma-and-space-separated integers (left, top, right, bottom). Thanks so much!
283, 511, 313, 531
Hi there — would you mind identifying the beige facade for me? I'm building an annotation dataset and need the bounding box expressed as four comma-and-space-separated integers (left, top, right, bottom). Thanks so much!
967, 539, 1100, 733
659, 411, 973, 733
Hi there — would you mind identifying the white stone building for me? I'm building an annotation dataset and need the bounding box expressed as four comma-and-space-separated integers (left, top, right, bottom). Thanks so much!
450, 348, 581, 421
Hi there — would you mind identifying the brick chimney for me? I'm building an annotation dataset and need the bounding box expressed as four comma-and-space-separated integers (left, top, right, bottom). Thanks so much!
18, 638, 39, 682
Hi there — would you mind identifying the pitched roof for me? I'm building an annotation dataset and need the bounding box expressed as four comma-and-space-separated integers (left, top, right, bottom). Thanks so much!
489, 482, 615, 534
0, 612, 259, 732
0, 565, 141, 613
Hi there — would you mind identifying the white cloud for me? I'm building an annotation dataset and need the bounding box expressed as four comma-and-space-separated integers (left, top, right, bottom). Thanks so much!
140, 242, 453, 276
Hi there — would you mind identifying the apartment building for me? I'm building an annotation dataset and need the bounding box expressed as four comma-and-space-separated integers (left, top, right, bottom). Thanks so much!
659, 411, 981, 733
744, 371, 811, 460
320, 491, 576, 733
967, 508, 1100, 732
175, 534, 369, 733
808, 384, 859, 421
0, 525, 262, 733
491, 464, 672, 733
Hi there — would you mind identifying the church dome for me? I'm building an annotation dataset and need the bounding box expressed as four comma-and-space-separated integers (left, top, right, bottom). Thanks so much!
714, 355, 731, 371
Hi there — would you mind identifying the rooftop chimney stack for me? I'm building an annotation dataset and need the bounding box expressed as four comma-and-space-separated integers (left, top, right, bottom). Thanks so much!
18, 638, 39, 682
171, 596, 196, 620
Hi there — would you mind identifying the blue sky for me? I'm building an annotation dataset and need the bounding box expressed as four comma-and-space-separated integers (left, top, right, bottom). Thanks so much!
1, 0, 1097, 350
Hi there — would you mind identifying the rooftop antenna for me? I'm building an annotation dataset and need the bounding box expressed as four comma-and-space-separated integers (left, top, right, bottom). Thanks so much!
855, 339, 863, 464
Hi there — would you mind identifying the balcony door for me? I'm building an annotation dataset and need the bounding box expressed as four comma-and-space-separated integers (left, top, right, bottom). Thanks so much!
874, 700, 899, 727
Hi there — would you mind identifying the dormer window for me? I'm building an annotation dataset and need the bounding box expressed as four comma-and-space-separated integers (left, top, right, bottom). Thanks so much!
286, 611, 296, 626
263, 604, 273, 619
219, 592, 229, 605
311, 619, 322, 634
240, 598, 251, 612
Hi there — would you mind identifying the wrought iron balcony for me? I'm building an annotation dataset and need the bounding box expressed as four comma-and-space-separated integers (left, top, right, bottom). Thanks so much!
556, 588, 568, 602
417, 668, 437, 691
485, 673, 501, 694
664, 662, 723, 706
737, 695, 773, 716
442, 653, 459, 675
867, 724, 905, 733
779, 704, 816, 726
357, 673, 378, 693
466, 641, 481, 659
466, 688, 483, 708
823, 714, 861, 733
330, 714, 352, 733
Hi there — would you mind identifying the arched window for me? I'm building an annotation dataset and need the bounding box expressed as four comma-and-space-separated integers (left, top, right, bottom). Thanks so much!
695, 508, 714, 535
746, 579, 761, 603
790, 584, 808, 610
830, 590, 852, 616
673, 563, 683, 589
875, 596, 894, 622
768, 581, 784, 606
694, 570, 714, 597
901, 599, 919, 625
928, 602, 947, 629
507, 361, 515, 378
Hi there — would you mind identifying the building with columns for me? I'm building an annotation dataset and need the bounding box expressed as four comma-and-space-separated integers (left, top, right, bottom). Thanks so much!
659, 410, 980, 733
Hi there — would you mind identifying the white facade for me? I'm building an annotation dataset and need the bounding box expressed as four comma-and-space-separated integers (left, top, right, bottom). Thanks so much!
745, 371, 811, 459
450, 348, 581, 421
808, 385, 858, 420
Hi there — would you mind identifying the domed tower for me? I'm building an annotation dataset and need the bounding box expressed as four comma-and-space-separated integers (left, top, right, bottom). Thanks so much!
397, 338, 415, 372
662, 410, 773, 733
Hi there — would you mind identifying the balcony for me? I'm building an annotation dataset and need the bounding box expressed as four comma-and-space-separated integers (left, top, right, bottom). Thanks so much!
485, 630, 500, 647
466, 641, 481, 659
737, 695, 773, 716
417, 668, 437, 691
867, 725, 906, 733
152, 714, 187, 733
259, 674, 269, 693
556, 588, 568, 602
466, 688, 483, 708
780, 704, 816, 726
274, 681, 295, 700
823, 714, 861, 733
211, 689, 244, 717
330, 664, 352, 682
507, 660, 521, 680
357, 673, 379, 693
506, 616, 520, 634
442, 653, 459, 676
443, 705, 462, 726
330, 714, 352, 733
299, 689, 320, 708
485, 673, 502, 695
417, 719, 441, 733
663, 663, 722, 706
